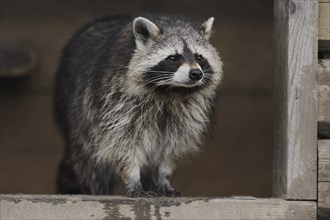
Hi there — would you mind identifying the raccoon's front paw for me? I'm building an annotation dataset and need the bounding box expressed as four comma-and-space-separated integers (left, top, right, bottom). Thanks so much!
165, 189, 181, 197
166, 189, 182, 197
157, 188, 182, 197
127, 190, 158, 198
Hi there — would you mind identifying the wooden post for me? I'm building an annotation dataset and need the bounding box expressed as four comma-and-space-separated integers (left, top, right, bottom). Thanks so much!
317, 60, 330, 138
273, 0, 318, 200
318, 140, 330, 219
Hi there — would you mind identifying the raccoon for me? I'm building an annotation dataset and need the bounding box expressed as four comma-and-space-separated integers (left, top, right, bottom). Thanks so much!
54, 14, 223, 197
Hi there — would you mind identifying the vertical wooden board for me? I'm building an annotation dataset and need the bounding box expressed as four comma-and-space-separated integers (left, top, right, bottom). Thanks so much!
318, 85, 330, 138
318, 140, 330, 182
319, 1, 330, 40
318, 182, 330, 219
317, 61, 330, 137
273, 0, 318, 200
318, 140, 330, 219
273, 0, 289, 200
318, 60, 330, 86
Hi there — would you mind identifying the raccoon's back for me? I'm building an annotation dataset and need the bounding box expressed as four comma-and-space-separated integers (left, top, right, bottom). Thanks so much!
54, 15, 135, 138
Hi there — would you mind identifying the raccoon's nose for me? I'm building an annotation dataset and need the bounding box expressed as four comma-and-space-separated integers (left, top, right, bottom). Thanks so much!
189, 69, 203, 81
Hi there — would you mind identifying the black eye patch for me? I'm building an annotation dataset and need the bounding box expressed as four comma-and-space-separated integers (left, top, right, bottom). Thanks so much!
148, 54, 184, 76
143, 54, 184, 89
195, 54, 211, 73
195, 54, 204, 61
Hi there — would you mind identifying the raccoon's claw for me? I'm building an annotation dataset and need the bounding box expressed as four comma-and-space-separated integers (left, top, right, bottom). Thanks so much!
157, 189, 182, 197
127, 190, 158, 198
145, 191, 158, 197
165, 189, 182, 197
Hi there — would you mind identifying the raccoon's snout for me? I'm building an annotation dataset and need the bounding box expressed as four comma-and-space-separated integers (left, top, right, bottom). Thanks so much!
189, 69, 203, 81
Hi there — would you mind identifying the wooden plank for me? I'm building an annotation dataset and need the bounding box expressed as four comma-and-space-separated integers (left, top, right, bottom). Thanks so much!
318, 182, 330, 219
318, 60, 330, 86
318, 86, 330, 138
318, 140, 330, 182
318, 140, 330, 219
319, 2, 330, 40
318, 60, 330, 120
317, 60, 330, 138
273, 0, 318, 200
318, 84, 330, 122
0, 194, 317, 220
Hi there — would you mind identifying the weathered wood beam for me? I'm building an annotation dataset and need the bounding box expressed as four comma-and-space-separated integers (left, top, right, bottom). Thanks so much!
318, 140, 330, 219
318, 182, 330, 219
0, 194, 317, 220
273, 0, 318, 200
319, 0, 330, 40
318, 60, 330, 138
318, 140, 330, 182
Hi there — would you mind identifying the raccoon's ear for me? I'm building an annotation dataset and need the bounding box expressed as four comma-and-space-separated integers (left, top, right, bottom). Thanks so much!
199, 17, 214, 40
133, 17, 161, 49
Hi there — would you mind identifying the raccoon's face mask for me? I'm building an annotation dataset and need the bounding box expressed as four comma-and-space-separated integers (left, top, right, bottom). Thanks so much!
131, 16, 222, 94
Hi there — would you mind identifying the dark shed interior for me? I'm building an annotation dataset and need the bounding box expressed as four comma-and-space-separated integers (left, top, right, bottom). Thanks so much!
0, 0, 273, 197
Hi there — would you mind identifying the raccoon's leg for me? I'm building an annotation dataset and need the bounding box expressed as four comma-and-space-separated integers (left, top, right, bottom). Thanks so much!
56, 154, 81, 194
57, 148, 117, 195
140, 168, 155, 192
120, 158, 157, 198
79, 161, 118, 195
156, 162, 181, 197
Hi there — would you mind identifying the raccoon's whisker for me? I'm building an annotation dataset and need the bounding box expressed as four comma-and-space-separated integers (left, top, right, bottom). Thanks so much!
144, 77, 172, 85
147, 75, 172, 79
148, 75, 172, 79
143, 78, 170, 94
145, 77, 170, 84
164, 84, 173, 93
143, 75, 171, 83
203, 71, 213, 76
147, 83, 162, 93
203, 76, 212, 81
147, 70, 175, 74
143, 84, 161, 94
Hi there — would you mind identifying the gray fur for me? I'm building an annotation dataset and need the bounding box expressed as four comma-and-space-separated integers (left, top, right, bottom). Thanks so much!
54, 14, 223, 197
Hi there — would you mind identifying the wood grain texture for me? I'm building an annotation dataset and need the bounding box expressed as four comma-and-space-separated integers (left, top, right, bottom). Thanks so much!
319, 2, 330, 40
318, 140, 330, 182
0, 194, 317, 220
317, 140, 330, 219
318, 85, 330, 138
318, 60, 330, 125
318, 182, 330, 219
318, 60, 330, 138
273, 0, 318, 200
318, 60, 330, 86
317, 86, 330, 114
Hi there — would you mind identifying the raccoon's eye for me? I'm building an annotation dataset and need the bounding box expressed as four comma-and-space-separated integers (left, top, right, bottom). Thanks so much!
195, 54, 203, 61
166, 55, 179, 62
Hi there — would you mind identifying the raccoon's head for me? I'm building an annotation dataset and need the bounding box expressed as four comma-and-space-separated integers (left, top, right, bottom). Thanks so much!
127, 15, 222, 96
